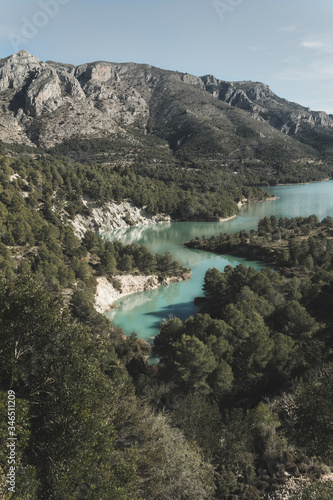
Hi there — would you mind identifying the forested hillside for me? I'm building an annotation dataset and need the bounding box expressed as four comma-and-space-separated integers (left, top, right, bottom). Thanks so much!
0, 144, 218, 499
1, 185, 333, 498
0, 141, 270, 225
0, 132, 333, 500
0, 275, 218, 499
149, 216, 333, 498
186, 214, 333, 273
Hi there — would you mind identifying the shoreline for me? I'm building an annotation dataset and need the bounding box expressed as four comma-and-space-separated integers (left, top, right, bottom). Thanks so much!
255, 195, 279, 203
219, 214, 237, 222
72, 199, 171, 238
237, 195, 279, 209
74, 192, 284, 238
72, 177, 331, 238
274, 177, 331, 187
95, 272, 190, 314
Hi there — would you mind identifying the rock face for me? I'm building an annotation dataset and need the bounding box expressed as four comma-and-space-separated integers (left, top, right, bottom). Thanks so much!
71, 199, 171, 238
0, 49, 332, 156
199, 77, 333, 135
94, 273, 187, 313
0, 50, 42, 91
0, 50, 154, 147
95, 275, 160, 313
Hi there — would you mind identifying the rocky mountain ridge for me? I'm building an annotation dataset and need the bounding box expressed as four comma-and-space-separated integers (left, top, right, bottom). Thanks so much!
199, 75, 333, 135
0, 50, 332, 168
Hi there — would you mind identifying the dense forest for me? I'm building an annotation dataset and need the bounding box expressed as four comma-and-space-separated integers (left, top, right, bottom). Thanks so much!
0, 135, 333, 499
0, 143, 218, 499
0, 140, 269, 222
1, 274, 218, 499
0, 147, 192, 294
186, 214, 333, 273
150, 216, 333, 498
1, 217, 332, 498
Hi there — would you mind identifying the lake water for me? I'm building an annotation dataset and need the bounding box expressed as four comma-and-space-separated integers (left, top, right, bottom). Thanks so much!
102, 180, 333, 346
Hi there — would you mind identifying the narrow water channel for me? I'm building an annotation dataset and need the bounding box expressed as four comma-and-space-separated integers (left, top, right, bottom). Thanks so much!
102, 180, 333, 344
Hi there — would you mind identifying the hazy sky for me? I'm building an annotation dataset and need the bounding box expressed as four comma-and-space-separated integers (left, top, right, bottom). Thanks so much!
1, 0, 333, 113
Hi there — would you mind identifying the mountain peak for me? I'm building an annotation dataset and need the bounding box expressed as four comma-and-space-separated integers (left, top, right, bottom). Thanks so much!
0, 50, 43, 96
9, 50, 41, 64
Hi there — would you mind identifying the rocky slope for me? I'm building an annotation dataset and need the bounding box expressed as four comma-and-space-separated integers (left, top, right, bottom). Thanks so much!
0, 50, 332, 166
199, 75, 333, 135
95, 275, 160, 313
95, 273, 186, 313
72, 199, 170, 238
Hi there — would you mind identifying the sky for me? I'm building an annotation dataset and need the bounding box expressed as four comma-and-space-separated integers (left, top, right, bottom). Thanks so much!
1, 0, 333, 113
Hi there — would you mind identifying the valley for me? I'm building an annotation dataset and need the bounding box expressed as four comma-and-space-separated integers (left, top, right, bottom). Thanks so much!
0, 50, 332, 500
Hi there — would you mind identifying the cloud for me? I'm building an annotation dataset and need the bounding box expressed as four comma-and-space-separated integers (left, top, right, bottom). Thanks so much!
248, 45, 266, 52
276, 58, 333, 82
278, 30, 333, 84
282, 55, 302, 64
299, 34, 333, 54
280, 25, 300, 33
301, 40, 325, 50
319, 65, 333, 78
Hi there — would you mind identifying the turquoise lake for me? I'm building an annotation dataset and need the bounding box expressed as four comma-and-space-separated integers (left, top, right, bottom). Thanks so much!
102, 180, 333, 346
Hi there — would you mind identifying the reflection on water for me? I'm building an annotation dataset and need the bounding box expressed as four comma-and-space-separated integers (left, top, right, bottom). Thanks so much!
102, 180, 333, 342
105, 252, 263, 343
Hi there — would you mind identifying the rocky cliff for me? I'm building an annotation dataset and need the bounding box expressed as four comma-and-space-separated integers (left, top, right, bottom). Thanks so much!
198, 76, 333, 136
0, 50, 332, 165
71, 199, 171, 238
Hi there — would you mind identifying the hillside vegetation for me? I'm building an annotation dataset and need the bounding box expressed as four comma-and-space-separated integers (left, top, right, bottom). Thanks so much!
149, 216, 333, 498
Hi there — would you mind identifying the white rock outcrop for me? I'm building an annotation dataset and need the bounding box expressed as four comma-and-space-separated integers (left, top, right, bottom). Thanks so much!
95, 274, 159, 313
95, 273, 186, 313
72, 199, 171, 238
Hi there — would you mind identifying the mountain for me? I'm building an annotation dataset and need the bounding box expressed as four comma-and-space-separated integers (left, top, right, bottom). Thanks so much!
198, 76, 333, 158
0, 50, 332, 182
200, 76, 333, 134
